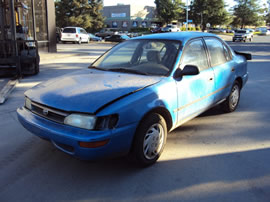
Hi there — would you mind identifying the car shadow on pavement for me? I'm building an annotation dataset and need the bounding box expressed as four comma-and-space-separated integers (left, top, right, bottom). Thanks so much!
2, 138, 269, 202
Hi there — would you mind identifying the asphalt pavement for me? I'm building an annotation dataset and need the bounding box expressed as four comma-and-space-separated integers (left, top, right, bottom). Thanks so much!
0, 34, 270, 202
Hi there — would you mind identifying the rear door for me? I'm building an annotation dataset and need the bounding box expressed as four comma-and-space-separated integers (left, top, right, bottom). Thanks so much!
79, 28, 88, 42
204, 37, 235, 102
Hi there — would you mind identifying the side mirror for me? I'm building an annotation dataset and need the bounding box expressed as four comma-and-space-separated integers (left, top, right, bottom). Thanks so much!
182, 65, 200, 76
173, 65, 199, 80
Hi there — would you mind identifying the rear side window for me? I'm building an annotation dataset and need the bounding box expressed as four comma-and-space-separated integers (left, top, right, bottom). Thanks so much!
205, 38, 227, 66
80, 29, 87, 34
223, 44, 232, 61
63, 28, 76, 33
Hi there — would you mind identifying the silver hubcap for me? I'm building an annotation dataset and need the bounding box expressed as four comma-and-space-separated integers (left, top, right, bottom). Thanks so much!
143, 123, 165, 160
230, 85, 239, 109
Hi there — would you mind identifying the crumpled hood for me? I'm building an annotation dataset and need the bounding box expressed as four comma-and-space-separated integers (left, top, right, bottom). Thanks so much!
25, 69, 162, 113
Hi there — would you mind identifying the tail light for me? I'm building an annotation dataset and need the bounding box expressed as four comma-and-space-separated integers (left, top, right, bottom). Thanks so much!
76, 34, 79, 38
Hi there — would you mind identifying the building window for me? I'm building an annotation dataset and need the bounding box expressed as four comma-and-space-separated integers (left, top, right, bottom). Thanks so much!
142, 21, 147, 28
18, 0, 34, 40
122, 21, 128, 28
112, 21, 118, 28
132, 21, 138, 27
34, 0, 48, 41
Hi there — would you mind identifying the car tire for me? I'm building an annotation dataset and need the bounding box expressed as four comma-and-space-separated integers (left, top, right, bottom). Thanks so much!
221, 81, 241, 113
78, 38, 82, 44
232, 39, 235, 42
130, 113, 167, 167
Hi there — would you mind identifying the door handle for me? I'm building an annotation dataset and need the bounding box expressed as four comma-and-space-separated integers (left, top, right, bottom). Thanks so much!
209, 78, 213, 81
231, 68, 235, 72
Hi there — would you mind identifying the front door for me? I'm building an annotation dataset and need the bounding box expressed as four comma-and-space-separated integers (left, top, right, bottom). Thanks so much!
176, 38, 215, 125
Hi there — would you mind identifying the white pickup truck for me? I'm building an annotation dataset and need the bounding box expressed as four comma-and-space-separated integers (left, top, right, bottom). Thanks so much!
161, 24, 180, 32
233, 29, 253, 42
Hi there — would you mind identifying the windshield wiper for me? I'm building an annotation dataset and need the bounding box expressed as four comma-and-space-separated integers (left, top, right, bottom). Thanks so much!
107, 68, 148, 75
88, 65, 108, 71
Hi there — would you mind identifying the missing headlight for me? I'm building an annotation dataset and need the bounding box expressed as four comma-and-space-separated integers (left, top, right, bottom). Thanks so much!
95, 114, 119, 130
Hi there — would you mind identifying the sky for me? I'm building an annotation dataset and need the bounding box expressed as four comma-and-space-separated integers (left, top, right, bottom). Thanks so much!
103, 0, 268, 8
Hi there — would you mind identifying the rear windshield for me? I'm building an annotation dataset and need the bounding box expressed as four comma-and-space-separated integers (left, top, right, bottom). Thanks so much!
63, 28, 76, 33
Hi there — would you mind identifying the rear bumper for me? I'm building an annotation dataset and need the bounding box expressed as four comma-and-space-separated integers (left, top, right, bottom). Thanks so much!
61, 38, 79, 42
17, 107, 137, 160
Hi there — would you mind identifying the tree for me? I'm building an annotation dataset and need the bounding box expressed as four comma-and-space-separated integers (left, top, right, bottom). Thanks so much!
189, 0, 231, 31
154, 0, 185, 25
231, 0, 263, 28
264, 0, 270, 25
55, 0, 104, 32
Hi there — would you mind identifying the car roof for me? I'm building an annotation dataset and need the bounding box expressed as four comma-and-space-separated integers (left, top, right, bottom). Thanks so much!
132, 32, 220, 43
63, 27, 83, 29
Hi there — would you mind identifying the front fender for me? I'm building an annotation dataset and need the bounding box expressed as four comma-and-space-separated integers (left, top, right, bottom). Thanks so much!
96, 78, 178, 130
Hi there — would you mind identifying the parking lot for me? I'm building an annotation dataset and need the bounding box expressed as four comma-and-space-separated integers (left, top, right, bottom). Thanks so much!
0, 34, 270, 202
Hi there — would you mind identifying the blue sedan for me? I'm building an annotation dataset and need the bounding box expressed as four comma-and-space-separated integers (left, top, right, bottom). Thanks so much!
17, 32, 250, 166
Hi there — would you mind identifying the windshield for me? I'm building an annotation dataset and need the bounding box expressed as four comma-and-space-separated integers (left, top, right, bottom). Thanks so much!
92, 39, 181, 76
236, 30, 247, 34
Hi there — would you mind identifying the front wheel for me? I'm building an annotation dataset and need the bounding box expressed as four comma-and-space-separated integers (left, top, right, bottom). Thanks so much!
221, 81, 241, 113
130, 113, 167, 167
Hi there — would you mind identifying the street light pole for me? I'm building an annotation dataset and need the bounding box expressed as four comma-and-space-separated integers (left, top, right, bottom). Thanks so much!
186, 0, 188, 31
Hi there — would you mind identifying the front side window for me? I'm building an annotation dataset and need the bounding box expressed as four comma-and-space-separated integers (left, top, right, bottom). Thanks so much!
92, 40, 181, 76
181, 39, 209, 71
205, 38, 228, 66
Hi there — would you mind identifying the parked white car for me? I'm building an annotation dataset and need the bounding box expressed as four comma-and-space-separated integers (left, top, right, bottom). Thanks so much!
161, 24, 180, 32
233, 29, 253, 42
61, 27, 89, 44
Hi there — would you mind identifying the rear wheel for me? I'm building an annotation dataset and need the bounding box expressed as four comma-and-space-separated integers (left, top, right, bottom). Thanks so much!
78, 38, 82, 44
221, 81, 241, 113
130, 113, 167, 167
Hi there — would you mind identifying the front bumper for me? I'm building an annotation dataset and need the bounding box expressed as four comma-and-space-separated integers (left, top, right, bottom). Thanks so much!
17, 107, 137, 160
233, 36, 246, 41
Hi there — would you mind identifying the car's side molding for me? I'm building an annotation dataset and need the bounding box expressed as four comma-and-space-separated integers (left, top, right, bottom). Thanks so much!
234, 51, 252, 60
